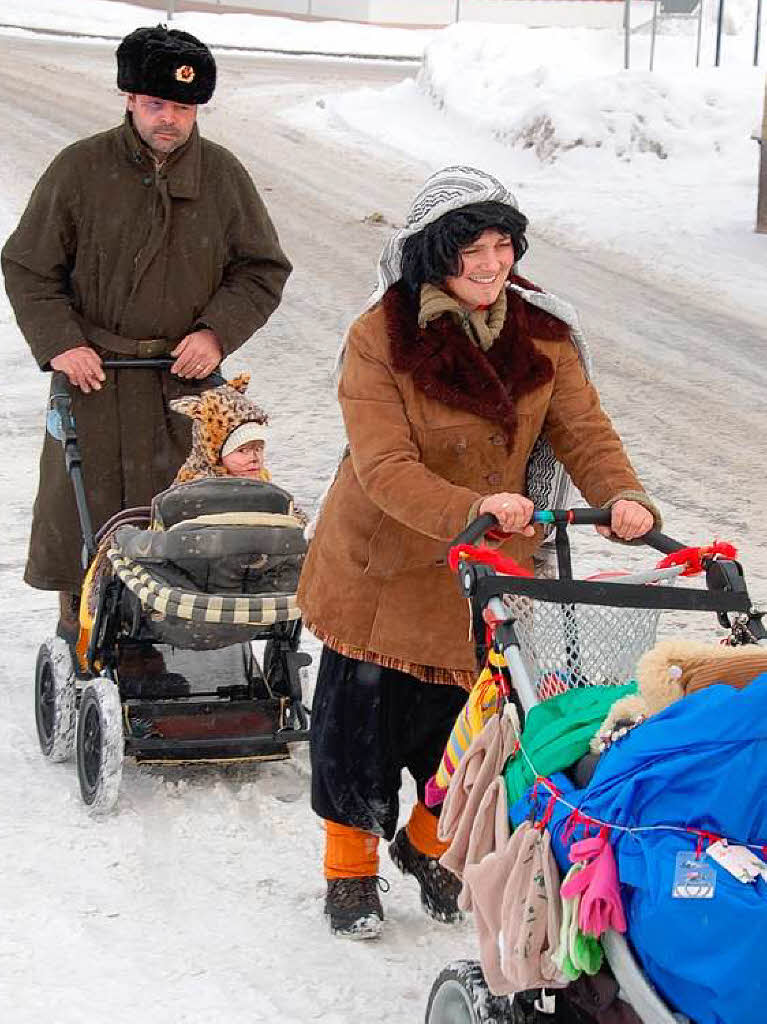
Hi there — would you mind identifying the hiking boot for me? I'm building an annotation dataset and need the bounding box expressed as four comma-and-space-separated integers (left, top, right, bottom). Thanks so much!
388, 827, 462, 923
324, 876, 386, 940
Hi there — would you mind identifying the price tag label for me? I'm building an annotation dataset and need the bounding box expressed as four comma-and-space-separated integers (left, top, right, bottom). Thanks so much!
672, 851, 716, 899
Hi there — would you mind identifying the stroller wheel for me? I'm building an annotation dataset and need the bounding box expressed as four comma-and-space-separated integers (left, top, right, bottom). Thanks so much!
76, 677, 124, 814
425, 961, 512, 1024
35, 638, 77, 762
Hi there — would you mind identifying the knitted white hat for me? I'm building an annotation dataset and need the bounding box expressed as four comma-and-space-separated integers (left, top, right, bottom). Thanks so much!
221, 421, 270, 458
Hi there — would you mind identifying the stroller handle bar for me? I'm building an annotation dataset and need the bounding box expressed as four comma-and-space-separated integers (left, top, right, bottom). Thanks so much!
51, 360, 225, 388
454, 510, 685, 556
451, 509, 762, 630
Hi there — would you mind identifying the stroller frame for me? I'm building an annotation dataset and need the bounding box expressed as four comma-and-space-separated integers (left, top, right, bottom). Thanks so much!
427, 508, 766, 1024
34, 361, 311, 813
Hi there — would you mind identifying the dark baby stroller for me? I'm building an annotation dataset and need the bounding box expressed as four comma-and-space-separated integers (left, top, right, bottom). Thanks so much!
426, 508, 766, 1024
34, 361, 311, 814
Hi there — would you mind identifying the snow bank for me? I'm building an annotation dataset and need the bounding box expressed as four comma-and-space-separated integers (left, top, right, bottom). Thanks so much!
318, 17, 766, 322
418, 22, 761, 165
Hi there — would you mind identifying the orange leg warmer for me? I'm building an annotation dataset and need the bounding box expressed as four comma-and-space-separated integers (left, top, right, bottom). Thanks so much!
324, 820, 380, 879
405, 801, 450, 859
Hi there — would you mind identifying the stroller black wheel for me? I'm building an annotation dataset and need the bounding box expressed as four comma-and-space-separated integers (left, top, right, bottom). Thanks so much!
425, 961, 512, 1024
34, 639, 76, 762
76, 678, 123, 814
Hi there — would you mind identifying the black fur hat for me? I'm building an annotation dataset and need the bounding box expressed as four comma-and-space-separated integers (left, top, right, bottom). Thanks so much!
117, 25, 216, 105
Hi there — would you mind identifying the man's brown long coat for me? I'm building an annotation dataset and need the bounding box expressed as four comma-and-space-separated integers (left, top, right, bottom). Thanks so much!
297, 282, 653, 677
2, 117, 291, 591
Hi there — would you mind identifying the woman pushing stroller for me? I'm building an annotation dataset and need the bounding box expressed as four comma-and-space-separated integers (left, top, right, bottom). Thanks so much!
297, 166, 660, 939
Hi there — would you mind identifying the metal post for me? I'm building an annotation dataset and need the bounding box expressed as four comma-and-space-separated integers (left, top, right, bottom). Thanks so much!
624, 0, 632, 70
649, 0, 660, 71
756, 78, 767, 233
715, 0, 725, 66
166, 0, 175, 21
454, 0, 462, 21
755, 0, 762, 66
696, 0, 705, 67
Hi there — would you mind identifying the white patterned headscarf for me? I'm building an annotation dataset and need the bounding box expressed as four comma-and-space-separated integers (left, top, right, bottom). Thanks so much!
313, 166, 592, 550
370, 165, 520, 308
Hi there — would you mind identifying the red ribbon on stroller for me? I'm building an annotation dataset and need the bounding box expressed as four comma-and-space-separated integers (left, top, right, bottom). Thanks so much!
656, 541, 737, 577
447, 543, 534, 576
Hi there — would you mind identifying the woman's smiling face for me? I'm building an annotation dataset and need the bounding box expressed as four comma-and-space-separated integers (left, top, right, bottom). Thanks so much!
443, 228, 515, 310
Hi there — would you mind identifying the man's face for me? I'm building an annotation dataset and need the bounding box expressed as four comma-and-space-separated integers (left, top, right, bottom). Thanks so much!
127, 94, 197, 156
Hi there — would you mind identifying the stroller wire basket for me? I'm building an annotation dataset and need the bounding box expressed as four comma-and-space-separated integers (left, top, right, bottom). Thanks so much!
504, 592, 667, 699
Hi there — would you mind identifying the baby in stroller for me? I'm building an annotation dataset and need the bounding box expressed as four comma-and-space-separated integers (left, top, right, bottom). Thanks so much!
74, 371, 306, 686
170, 372, 273, 486
38, 367, 311, 813
100, 372, 307, 644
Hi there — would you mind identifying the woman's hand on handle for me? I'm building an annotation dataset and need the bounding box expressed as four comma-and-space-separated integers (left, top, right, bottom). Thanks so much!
478, 492, 535, 537
50, 346, 105, 393
597, 499, 654, 541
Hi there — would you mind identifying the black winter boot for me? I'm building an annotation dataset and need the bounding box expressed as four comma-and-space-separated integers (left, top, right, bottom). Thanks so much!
388, 827, 462, 923
324, 876, 386, 940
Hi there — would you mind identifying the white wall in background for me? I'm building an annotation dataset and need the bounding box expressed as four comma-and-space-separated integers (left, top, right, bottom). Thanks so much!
208, 1, 646, 31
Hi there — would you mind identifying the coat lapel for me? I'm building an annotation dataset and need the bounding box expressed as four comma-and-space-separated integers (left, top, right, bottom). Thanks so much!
384, 280, 567, 448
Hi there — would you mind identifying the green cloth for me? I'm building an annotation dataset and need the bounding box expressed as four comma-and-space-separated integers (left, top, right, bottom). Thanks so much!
504, 682, 638, 806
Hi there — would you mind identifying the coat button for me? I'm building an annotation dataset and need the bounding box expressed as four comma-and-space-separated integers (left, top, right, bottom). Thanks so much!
487, 472, 501, 486
490, 433, 506, 446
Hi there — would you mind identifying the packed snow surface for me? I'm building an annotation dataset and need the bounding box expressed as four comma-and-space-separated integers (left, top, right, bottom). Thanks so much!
0, 3, 765, 1022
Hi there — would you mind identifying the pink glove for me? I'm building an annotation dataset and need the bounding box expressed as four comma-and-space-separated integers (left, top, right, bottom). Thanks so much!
560, 834, 627, 936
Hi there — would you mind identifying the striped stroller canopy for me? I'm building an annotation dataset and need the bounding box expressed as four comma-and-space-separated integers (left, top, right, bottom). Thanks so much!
107, 550, 301, 627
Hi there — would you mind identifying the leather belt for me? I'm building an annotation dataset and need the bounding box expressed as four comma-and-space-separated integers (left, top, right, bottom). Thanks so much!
73, 313, 171, 358
135, 337, 169, 357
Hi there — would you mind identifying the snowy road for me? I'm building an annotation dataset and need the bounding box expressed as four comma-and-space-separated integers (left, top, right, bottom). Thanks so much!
0, 32, 765, 1024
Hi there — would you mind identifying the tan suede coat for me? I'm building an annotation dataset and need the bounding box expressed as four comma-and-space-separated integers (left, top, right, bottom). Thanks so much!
298, 280, 653, 678
2, 117, 291, 591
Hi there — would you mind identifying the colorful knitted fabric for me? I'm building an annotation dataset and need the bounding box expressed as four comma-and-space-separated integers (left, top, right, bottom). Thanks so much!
425, 650, 505, 806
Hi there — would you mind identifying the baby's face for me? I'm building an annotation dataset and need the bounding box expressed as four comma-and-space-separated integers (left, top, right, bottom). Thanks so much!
221, 440, 266, 479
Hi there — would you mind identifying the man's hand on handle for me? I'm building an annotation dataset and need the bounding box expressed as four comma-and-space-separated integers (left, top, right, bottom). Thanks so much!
50, 346, 105, 393
170, 329, 222, 379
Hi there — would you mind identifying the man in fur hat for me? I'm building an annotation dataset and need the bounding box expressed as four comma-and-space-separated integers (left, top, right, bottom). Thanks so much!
1, 25, 291, 647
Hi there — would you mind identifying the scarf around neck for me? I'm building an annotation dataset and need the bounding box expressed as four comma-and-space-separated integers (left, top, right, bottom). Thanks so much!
418, 283, 508, 352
